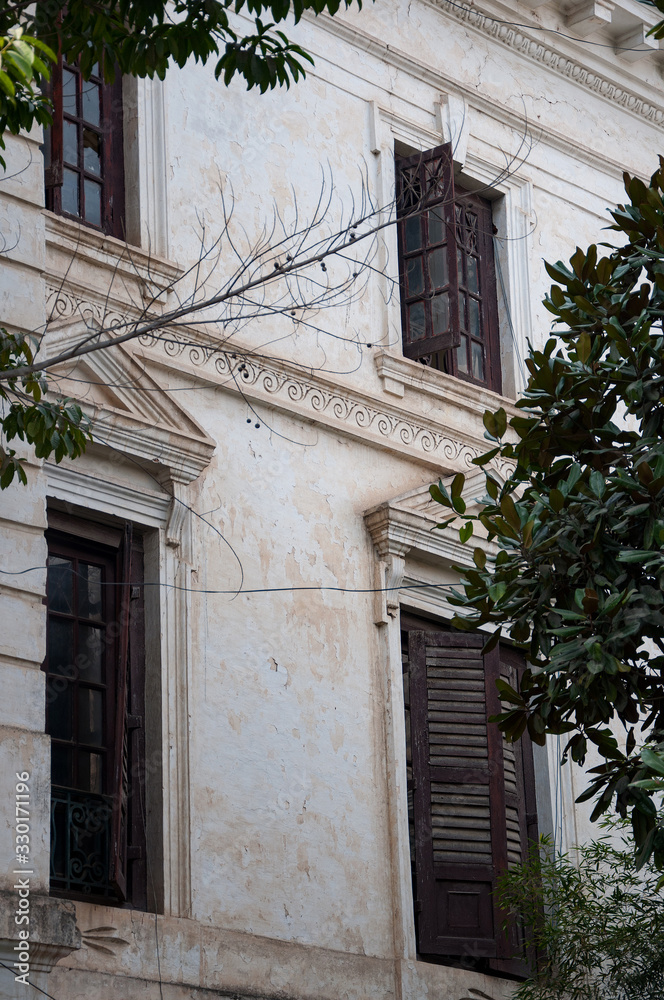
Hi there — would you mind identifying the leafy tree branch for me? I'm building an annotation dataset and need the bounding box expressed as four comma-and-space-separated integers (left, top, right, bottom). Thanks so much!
497, 829, 664, 1000
430, 158, 664, 867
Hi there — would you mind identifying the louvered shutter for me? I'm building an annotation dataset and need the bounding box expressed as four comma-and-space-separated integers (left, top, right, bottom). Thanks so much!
408, 630, 536, 968
109, 524, 132, 899
395, 143, 461, 358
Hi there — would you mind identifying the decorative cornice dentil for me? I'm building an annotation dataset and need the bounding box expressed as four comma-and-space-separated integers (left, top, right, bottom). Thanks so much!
435, 0, 664, 127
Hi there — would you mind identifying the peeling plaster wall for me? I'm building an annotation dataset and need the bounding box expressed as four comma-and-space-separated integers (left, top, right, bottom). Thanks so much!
1, 0, 664, 997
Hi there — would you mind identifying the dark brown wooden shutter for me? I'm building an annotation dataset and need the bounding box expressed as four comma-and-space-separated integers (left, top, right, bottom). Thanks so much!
491, 645, 539, 976
126, 533, 147, 909
395, 143, 461, 358
43, 62, 63, 198
408, 631, 536, 968
108, 523, 132, 899
101, 74, 125, 239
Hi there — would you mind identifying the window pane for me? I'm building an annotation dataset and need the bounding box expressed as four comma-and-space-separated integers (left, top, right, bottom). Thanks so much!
404, 216, 421, 253
79, 625, 103, 683
428, 207, 446, 245
78, 688, 103, 747
472, 340, 485, 381
459, 295, 468, 333
457, 335, 469, 373
63, 121, 78, 166
467, 254, 479, 294
466, 210, 478, 252
62, 69, 77, 115
51, 745, 73, 787
429, 248, 448, 290
62, 168, 80, 216
432, 293, 449, 335
469, 298, 481, 338
78, 563, 103, 620
48, 618, 75, 676
406, 257, 424, 297
82, 81, 100, 126
47, 679, 73, 741
48, 557, 73, 614
83, 129, 101, 175
84, 178, 102, 227
408, 301, 426, 342
424, 157, 447, 202
78, 751, 103, 794
457, 246, 465, 284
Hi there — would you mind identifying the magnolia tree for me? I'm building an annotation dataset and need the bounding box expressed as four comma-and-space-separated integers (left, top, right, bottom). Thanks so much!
431, 159, 664, 868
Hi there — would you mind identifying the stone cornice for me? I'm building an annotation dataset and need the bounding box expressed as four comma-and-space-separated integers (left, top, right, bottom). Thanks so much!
44, 213, 182, 295
139, 335, 503, 472
437, 0, 664, 127
307, 3, 664, 133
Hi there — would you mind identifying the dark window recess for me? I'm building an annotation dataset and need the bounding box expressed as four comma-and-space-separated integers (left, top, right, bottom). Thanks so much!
396, 144, 501, 393
44, 59, 125, 238
44, 521, 147, 908
401, 616, 537, 975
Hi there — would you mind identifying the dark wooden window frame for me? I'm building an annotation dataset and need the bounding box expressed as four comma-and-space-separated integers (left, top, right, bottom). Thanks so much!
401, 613, 538, 976
44, 57, 125, 239
396, 143, 502, 394
44, 518, 147, 909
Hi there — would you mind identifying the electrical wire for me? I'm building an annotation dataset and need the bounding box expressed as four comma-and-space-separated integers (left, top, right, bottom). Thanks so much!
0, 562, 460, 597
0, 962, 60, 1000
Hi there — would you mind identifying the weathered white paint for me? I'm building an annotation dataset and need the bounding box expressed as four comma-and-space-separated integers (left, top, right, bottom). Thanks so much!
0, 0, 662, 996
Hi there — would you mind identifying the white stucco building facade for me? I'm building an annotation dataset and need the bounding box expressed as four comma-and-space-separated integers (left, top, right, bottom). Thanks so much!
0, 0, 662, 997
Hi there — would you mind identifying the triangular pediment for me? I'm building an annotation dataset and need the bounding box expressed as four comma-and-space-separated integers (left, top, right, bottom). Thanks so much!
364, 466, 505, 574
377, 466, 503, 523
49, 338, 215, 484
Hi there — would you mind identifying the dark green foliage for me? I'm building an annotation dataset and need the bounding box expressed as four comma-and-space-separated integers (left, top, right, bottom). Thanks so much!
0, 329, 91, 488
2, 0, 366, 99
497, 831, 664, 1000
642, 0, 664, 40
0, 29, 55, 168
430, 158, 664, 867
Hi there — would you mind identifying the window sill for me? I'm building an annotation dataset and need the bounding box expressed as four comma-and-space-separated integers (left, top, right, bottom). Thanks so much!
374, 349, 520, 422
43, 211, 182, 301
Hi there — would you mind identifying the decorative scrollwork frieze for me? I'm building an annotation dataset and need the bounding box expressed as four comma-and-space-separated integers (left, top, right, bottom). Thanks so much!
437, 0, 664, 128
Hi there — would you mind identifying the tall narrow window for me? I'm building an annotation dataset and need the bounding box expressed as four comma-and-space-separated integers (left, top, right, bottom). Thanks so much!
44, 519, 147, 907
401, 615, 537, 974
44, 60, 125, 238
396, 144, 501, 393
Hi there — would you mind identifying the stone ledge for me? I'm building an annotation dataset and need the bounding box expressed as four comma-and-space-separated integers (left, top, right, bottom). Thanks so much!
0, 891, 80, 974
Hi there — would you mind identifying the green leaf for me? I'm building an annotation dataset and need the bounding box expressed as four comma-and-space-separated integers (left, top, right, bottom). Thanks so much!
459, 521, 473, 543
429, 482, 451, 508
549, 489, 564, 513
451, 472, 464, 499
473, 547, 486, 569
641, 748, 664, 777
488, 581, 507, 602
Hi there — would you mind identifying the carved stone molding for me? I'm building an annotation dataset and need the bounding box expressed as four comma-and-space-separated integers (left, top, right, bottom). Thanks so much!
80, 925, 130, 956
364, 474, 504, 623
46, 284, 129, 335
436, 0, 664, 127
141, 335, 492, 469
